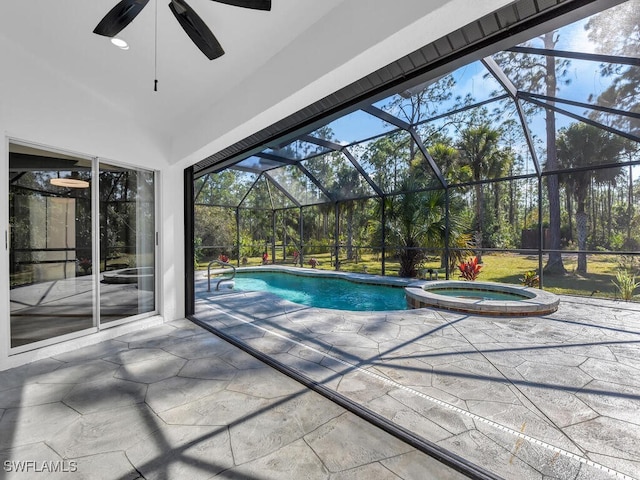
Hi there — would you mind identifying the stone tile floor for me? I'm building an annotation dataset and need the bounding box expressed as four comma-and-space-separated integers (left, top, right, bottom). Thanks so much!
0, 319, 465, 479
194, 281, 640, 480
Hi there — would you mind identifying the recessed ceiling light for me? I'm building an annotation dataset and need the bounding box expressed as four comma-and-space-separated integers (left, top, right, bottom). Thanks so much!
111, 38, 129, 50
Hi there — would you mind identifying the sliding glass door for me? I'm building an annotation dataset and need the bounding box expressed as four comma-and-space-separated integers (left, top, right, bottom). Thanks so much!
99, 163, 155, 324
8, 142, 156, 350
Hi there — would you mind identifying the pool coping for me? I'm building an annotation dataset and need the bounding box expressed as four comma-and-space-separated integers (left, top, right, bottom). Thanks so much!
208, 265, 413, 288
405, 279, 560, 316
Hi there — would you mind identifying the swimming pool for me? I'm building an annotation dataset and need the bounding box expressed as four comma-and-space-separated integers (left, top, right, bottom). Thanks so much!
232, 271, 408, 311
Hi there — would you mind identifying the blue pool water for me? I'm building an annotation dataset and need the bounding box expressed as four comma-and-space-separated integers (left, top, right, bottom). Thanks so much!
429, 288, 527, 301
232, 272, 407, 311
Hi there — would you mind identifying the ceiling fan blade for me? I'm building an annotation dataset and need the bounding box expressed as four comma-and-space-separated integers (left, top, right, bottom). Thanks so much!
211, 0, 271, 11
169, 0, 225, 60
93, 0, 150, 37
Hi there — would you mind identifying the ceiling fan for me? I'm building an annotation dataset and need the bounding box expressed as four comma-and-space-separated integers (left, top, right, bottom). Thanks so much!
94, 0, 271, 60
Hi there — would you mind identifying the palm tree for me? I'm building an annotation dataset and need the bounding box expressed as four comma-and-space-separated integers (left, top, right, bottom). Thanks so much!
383, 178, 469, 278
425, 142, 471, 185
456, 123, 511, 262
556, 123, 625, 273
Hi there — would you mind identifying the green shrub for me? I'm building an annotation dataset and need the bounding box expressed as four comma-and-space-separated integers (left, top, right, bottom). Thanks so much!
520, 270, 539, 288
612, 270, 640, 301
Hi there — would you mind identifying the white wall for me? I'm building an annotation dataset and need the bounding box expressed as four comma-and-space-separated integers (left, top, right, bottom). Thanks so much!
0, 33, 185, 370
0, 33, 170, 167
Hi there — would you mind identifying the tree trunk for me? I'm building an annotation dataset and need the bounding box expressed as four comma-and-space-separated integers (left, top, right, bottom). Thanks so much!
591, 180, 597, 243
323, 210, 328, 239
494, 182, 501, 224
474, 182, 484, 263
576, 209, 588, 273
629, 165, 634, 246
542, 33, 566, 274
565, 189, 573, 242
508, 179, 515, 225
607, 184, 613, 246
346, 205, 354, 260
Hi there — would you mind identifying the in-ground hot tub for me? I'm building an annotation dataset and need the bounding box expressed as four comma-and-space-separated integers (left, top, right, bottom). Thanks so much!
405, 280, 559, 316
102, 267, 154, 290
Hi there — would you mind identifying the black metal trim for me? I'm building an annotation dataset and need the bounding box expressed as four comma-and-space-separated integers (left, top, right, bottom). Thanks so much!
342, 148, 386, 198
295, 163, 334, 202
254, 151, 299, 165
507, 45, 640, 67
361, 105, 412, 131
238, 174, 262, 207
184, 166, 195, 317
519, 92, 640, 120
522, 96, 640, 143
263, 172, 301, 208
414, 95, 510, 129
299, 134, 385, 197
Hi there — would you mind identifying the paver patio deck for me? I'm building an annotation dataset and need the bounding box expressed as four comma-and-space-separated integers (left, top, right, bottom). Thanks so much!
0, 319, 465, 479
194, 277, 640, 480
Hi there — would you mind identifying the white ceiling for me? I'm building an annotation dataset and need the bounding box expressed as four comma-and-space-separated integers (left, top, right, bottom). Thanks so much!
0, 0, 514, 167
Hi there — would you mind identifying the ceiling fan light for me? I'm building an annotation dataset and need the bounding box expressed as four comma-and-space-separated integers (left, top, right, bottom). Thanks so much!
96, 0, 269, 59
50, 178, 90, 189
111, 38, 130, 50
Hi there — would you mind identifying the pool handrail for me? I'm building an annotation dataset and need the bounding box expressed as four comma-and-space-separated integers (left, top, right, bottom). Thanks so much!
207, 259, 236, 291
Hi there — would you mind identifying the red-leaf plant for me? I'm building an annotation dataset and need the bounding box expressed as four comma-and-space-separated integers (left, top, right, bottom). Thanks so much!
458, 256, 482, 281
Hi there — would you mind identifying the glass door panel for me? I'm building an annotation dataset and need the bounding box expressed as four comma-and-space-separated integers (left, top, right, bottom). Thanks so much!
99, 163, 155, 323
9, 144, 94, 347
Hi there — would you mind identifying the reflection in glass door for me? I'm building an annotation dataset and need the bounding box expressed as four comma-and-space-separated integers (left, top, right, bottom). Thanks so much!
8, 143, 157, 349
9, 144, 94, 348
99, 163, 155, 324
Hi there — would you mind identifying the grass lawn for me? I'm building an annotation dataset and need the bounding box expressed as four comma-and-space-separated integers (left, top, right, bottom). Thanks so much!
197, 251, 639, 302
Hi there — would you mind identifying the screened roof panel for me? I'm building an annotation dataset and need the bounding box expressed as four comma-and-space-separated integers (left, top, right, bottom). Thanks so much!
266, 164, 330, 206
264, 139, 330, 161
416, 114, 469, 184
553, 113, 634, 170
195, 169, 259, 206
235, 156, 286, 172
300, 151, 376, 200
527, 97, 640, 139
405, 150, 440, 191
265, 181, 296, 209
374, 62, 508, 127
347, 140, 381, 187
241, 175, 296, 210
310, 109, 397, 146
559, 60, 638, 115
491, 100, 538, 177
579, 2, 640, 58
415, 99, 538, 184
520, 101, 635, 171
502, 53, 640, 115
348, 130, 419, 194
518, 1, 640, 59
